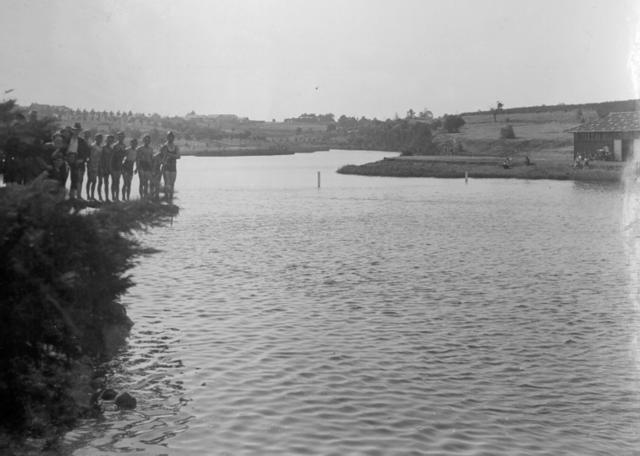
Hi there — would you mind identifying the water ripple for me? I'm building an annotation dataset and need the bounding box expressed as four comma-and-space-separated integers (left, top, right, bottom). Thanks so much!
65, 153, 640, 455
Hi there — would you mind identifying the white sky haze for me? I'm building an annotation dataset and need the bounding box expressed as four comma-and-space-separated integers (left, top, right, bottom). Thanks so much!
1, 0, 638, 119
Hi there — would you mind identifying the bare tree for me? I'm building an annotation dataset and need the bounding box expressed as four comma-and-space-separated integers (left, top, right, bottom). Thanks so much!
491, 101, 504, 122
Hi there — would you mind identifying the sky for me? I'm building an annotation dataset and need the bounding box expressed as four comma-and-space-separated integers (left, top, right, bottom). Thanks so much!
0, 0, 639, 120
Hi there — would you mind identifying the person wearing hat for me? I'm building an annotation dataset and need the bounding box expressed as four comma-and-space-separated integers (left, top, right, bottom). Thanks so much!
67, 122, 91, 199
160, 130, 180, 201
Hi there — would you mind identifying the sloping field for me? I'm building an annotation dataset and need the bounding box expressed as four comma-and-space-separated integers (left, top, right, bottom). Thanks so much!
433, 109, 586, 158
462, 109, 598, 125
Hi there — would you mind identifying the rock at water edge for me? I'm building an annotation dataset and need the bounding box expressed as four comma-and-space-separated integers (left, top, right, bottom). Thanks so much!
114, 392, 137, 410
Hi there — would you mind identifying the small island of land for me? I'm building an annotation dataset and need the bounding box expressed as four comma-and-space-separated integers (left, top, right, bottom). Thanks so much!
338, 154, 624, 182
337, 100, 638, 183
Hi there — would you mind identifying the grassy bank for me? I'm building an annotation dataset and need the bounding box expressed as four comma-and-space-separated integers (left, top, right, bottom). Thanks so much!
430, 108, 581, 157
0, 177, 177, 451
338, 155, 624, 182
337, 107, 630, 182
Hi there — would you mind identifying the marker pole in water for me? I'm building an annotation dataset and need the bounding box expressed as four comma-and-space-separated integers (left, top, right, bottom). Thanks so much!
317, 171, 321, 189
465, 171, 468, 183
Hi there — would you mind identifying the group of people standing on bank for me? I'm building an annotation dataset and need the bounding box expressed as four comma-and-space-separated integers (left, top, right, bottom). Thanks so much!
47, 123, 180, 202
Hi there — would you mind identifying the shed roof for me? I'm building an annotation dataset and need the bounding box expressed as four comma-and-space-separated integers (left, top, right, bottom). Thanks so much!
568, 111, 640, 133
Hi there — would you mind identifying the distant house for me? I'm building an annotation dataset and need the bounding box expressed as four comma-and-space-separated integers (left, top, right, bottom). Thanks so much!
568, 111, 640, 161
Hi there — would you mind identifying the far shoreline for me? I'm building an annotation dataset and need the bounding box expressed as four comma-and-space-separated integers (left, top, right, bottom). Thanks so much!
181, 145, 401, 157
183, 144, 329, 157
337, 155, 626, 182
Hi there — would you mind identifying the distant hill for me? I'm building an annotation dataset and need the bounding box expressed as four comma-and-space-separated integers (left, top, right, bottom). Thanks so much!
462, 99, 640, 117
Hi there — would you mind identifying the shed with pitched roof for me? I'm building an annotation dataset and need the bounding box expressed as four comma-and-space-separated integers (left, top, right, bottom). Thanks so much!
568, 111, 640, 161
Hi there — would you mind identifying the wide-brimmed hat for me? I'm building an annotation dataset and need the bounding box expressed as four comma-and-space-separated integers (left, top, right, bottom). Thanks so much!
72, 122, 82, 131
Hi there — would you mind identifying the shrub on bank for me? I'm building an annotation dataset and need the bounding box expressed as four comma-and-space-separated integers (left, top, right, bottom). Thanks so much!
338, 118, 436, 154
500, 124, 516, 139
0, 178, 177, 434
442, 115, 466, 133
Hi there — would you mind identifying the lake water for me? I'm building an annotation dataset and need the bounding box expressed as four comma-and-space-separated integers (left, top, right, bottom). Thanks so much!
64, 150, 640, 455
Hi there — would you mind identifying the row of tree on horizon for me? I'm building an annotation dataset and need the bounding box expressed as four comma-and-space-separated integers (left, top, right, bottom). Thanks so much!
20, 97, 638, 127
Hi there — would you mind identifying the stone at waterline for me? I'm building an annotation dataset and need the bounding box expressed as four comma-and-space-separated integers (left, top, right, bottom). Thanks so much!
101, 317, 134, 358
68, 359, 94, 411
115, 391, 137, 409
101, 389, 118, 401
93, 366, 108, 378
90, 376, 106, 390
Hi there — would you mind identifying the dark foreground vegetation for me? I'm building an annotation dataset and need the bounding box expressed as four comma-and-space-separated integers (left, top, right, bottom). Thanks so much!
0, 179, 177, 434
0, 99, 179, 450
0, 178, 177, 446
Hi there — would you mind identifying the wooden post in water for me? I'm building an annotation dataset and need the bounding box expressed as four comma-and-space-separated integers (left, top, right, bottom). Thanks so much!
317, 171, 321, 189
465, 171, 468, 183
